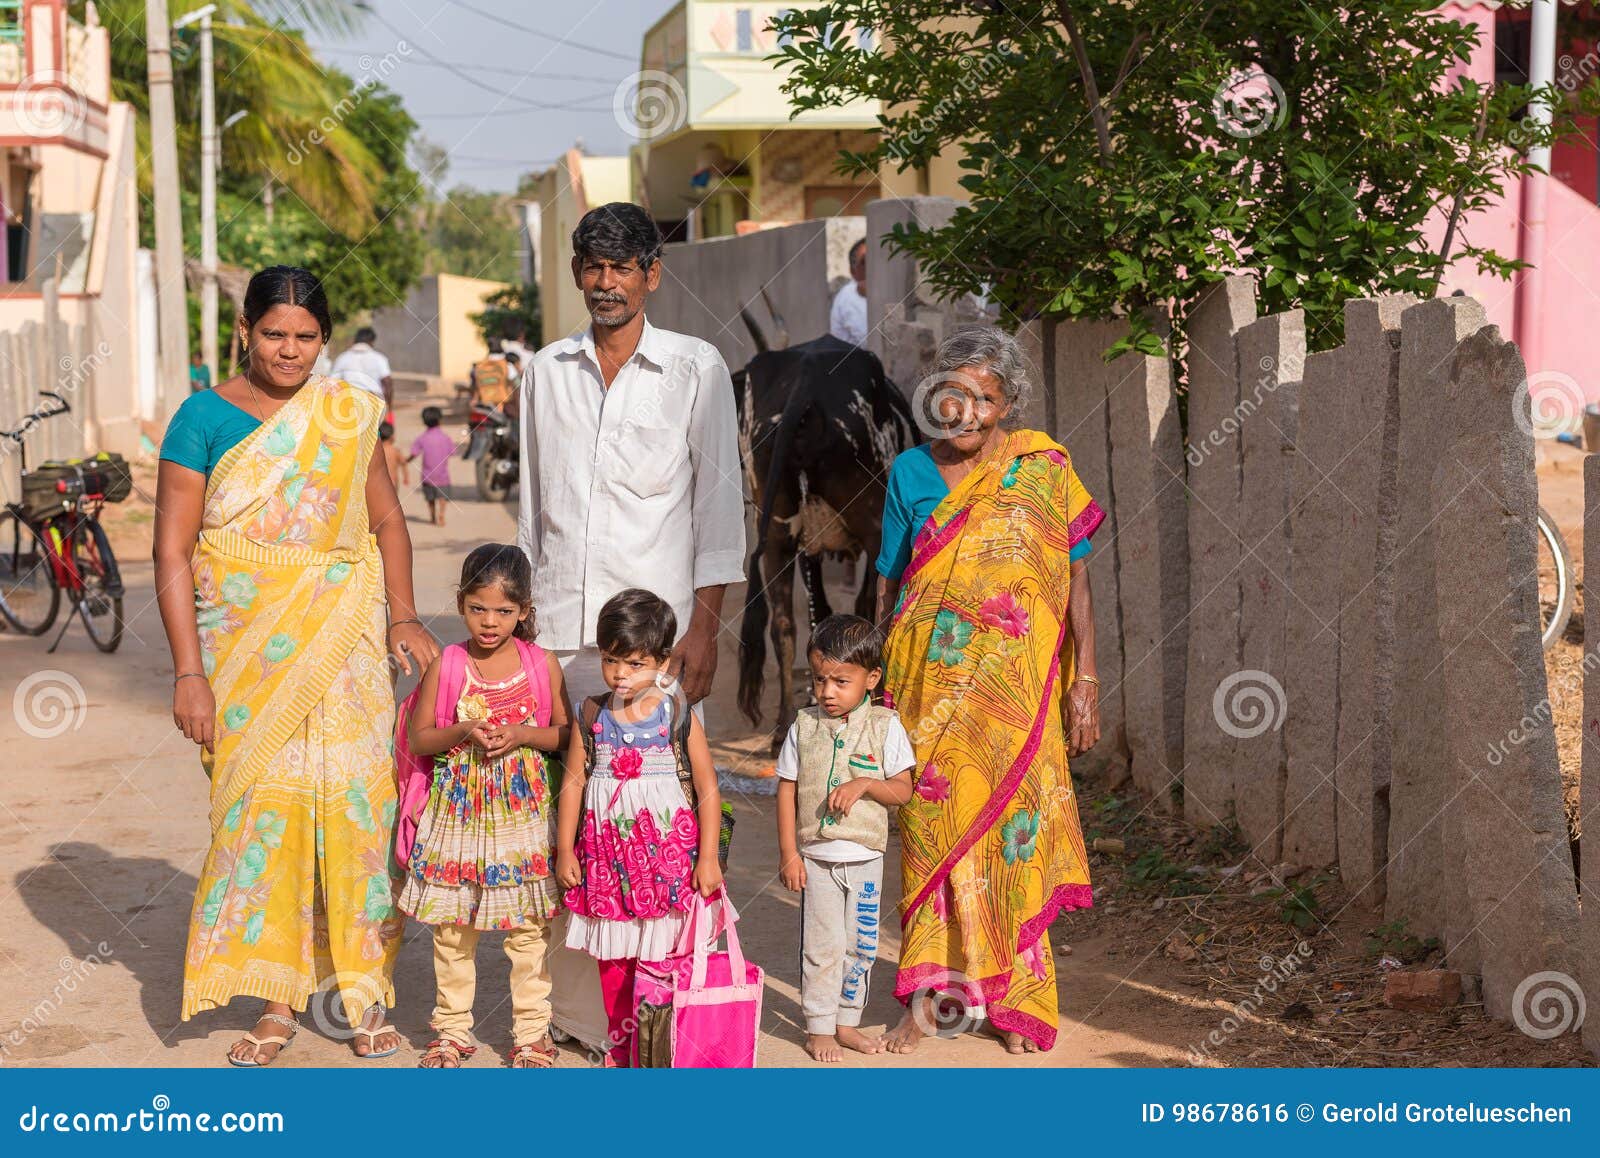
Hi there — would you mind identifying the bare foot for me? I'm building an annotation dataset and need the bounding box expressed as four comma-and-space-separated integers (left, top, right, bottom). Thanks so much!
805, 1033, 844, 1063
1000, 1029, 1041, 1055
883, 997, 934, 1055
836, 1025, 883, 1054
227, 1002, 297, 1065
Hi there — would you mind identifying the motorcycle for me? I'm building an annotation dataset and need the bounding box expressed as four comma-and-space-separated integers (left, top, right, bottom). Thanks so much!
463, 402, 519, 501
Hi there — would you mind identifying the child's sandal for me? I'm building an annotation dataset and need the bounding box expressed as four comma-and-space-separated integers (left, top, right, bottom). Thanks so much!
506, 1039, 558, 1068
419, 1039, 475, 1069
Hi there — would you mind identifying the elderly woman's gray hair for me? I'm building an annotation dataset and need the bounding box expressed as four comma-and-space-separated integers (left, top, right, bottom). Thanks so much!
930, 325, 1033, 422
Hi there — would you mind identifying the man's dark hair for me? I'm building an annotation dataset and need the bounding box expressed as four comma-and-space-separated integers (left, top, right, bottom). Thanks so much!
849, 238, 867, 264
354, 325, 377, 345
596, 587, 677, 659
572, 202, 664, 270
809, 614, 883, 671
504, 349, 521, 367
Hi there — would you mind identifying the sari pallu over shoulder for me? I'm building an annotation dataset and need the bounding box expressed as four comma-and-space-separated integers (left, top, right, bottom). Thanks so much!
883, 429, 1100, 1049
195, 376, 387, 832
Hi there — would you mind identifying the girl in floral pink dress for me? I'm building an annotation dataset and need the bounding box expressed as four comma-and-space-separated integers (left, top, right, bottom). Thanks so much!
554, 588, 724, 1066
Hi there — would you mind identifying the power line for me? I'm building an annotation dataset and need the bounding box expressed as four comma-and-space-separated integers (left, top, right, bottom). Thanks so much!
354, 2, 609, 111
315, 46, 617, 85
440, 0, 638, 63
415, 103, 613, 120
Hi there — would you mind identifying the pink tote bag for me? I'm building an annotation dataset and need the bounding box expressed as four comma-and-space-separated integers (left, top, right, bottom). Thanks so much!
632, 892, 763, 1068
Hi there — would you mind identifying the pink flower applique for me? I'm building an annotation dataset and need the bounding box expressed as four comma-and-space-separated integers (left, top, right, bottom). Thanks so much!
591, 721, 603, 734
979, 591, 1030, 638
1020, 939, 1048, 981
606, 746, 644, 807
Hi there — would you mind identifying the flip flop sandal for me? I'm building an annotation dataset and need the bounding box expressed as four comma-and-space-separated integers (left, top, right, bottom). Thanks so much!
506, 1040, 558, 1068
226, 1013, 297, 1068
419, 1038, 476, 1069
351, 1024, 402, 1060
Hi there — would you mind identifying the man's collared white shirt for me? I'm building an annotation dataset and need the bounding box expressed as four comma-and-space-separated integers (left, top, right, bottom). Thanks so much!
830, 281, 868, 346
517, 318, 746, 651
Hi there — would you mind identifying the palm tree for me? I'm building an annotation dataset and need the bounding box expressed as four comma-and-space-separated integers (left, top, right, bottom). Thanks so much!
75, 0, 390, 237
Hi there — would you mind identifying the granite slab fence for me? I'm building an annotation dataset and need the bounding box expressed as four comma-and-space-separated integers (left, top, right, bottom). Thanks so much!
1000, 290, 1577, 1046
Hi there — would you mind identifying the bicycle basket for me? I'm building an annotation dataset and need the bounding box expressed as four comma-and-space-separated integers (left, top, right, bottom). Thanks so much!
21, 452, 133, 518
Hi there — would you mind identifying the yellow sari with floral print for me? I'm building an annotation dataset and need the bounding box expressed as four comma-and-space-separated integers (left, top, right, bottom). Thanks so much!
884, 429, 1101, 1051
181, 376, 402, 1027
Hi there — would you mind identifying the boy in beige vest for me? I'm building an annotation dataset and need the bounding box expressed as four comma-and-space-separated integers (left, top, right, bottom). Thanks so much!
776, 615, 914, 1062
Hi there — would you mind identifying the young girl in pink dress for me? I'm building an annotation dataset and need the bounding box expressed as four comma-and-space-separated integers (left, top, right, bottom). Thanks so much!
554, 588, 724, 1066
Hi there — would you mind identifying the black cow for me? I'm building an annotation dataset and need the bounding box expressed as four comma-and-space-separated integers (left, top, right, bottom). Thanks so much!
734, 330, 919, 754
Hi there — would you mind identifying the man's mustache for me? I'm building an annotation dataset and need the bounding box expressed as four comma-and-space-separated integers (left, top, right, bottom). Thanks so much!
589, 292, 628, 305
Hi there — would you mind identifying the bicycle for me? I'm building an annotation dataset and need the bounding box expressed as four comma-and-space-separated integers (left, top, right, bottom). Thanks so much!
0, 391, 126, 652
1538, 504, 1573, 652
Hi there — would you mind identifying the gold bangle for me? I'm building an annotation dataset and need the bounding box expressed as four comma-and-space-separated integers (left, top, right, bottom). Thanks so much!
1073, 674, 1100, 686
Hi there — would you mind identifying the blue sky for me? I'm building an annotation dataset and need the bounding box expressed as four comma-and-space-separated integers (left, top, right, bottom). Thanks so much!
306, 0, 667, 192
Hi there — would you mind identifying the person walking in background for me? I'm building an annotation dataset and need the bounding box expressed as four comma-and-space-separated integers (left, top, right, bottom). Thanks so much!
410, 406, 455, 527
189, 348, 211, 393
154, 265, 437, 1066
332, 325, 395, 417
875, 326, 1102, 1057
775, 614, 914, 1063
829, 238, 869, 346
518, 201, 745, 1053
398, 545, 570, 1069
380, 421, 408, 488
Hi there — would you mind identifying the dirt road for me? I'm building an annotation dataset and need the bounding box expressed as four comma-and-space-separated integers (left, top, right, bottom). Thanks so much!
0, 399, 1236, 1069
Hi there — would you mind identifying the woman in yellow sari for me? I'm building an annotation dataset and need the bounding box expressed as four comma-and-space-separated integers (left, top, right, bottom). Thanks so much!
877, 327, 1103, 1056
154, 266, 438, 1065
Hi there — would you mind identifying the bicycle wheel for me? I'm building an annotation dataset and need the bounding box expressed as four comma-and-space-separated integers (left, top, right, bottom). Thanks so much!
1537, 505, 1573, 651
0, 508, 60, 634
68, 516, 124, 653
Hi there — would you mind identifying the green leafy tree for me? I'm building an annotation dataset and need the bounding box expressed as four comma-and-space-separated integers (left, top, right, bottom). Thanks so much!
774, 1, 1600, 352
424, 186, 524, 284
470, 282, 542, 349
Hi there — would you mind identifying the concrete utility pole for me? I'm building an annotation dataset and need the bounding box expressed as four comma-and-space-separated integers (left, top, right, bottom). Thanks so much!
176, 4, 218, 390
144, 0, 190, 419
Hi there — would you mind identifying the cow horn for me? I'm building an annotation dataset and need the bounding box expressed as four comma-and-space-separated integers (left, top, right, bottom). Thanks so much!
760, 284, 789, 350
739, 307, 769, 354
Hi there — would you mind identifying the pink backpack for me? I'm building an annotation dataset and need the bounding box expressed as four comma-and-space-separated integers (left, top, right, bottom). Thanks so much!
393, 637, 552, 871
631, 892, 764, 1067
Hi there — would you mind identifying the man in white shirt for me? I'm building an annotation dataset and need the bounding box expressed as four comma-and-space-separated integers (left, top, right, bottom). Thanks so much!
330, 327, 394, 410
517, 201, 746, 1053
829, 238, 869, 346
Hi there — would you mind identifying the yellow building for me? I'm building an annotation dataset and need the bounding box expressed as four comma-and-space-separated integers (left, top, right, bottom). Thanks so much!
630, 1, 882, 239
368, 273, 510, 395
525, 149, 631, 346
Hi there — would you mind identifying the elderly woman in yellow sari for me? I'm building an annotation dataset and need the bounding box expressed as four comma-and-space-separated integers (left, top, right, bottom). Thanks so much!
154, 266, 438, 1065
876, 326, 1102, 1056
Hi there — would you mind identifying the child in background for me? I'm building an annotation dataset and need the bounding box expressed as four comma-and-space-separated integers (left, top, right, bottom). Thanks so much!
400, 544, 570, 1068
555, 588, 724, 1066
409, 406, 454, 527
380, 421, 408, 489
776, 614, 914, 1063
